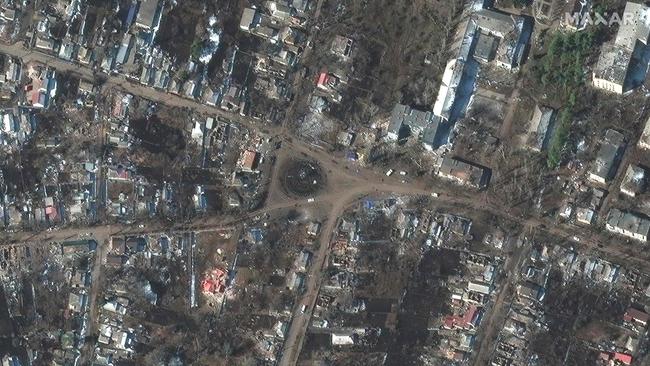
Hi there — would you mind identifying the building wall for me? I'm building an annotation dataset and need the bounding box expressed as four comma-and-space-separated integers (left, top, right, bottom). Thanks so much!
593, 75, 624, 94
588, 172, 607, 185
606, 223, 648, 242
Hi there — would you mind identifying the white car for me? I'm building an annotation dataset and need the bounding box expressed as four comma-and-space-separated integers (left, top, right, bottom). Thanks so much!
307, 198, 315, 203
431, 192, 439, 198
385, 169, 394, 176
399, 171, 407, 176
300, 304, 307, 314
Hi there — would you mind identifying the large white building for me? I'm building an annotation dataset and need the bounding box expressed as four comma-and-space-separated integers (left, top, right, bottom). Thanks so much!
593, 1, 650, 94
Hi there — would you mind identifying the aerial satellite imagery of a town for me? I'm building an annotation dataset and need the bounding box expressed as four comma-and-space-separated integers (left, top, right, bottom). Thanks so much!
1, 0, 650, 365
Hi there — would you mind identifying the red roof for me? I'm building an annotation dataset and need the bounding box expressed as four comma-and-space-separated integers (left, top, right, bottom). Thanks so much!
462, 305, 479, 327
442, 315, 456, 329
45, 206, 57, 219
624, 308, 649, 324
316, 72, 329, 88
442, 307, 480, 330
613, 352, 632, 365
241, 150, 258, 171
201, 268, 227, 294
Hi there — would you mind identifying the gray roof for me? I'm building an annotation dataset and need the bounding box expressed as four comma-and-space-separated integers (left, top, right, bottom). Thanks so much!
591, 129, 625, 182
136, 0, 159, 29
641, 115, 650, 147
615, 1, 650, 50
527, 105, 556, 151
594, 43, 633, 85
474, 32, 499, 62
621, 164, 646, 195
421, 123, 440, 148
607, 208, 650, 238
474, 9, 522, 37
240, 8, 258, 29
438, 156, 489, 188
388, 104, 436, 137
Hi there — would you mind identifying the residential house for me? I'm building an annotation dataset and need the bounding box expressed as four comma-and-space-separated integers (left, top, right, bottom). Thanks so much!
575, 207, 595, 225
266, 1, 293, 20
467, 281, 492, 295
294, 250, 311, 272
516, 281, 545, 302
559, 0, 593, 31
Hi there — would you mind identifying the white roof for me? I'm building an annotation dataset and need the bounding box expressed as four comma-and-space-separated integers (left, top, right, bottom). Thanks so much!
331, 334, 354, 345
615, 2, 650, 50
468, 281, 491, 295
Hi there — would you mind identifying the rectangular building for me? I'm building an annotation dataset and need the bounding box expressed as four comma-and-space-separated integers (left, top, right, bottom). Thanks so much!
588, 129, 625, 184
593, 1, 650, 94
135, 0, 160, 30
606, 208, 650, 242
438, 156, 490, 189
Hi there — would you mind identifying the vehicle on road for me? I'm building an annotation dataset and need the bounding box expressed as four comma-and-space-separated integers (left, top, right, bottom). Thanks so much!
385, 169, 394, 176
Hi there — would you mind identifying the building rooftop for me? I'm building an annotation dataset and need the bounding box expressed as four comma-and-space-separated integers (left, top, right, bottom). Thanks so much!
527, 105, 556, 151
615, 1, 650, 50
240, 150, 259, 172
474, 9, 522, 37
593, 43, 633, 86
331, 35, 353, 57
135, 0, 160, 30
421, 123, 441, 149
640, 115, 650, 148
240, 8, 258, 31
433, 58, 466, 119
590, 129, 625, 183
620, 164, 646, 196
474, 32, 499, 62
438, 156, 490, 189
606, 208, 650, 239
388, 104, 437, 138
